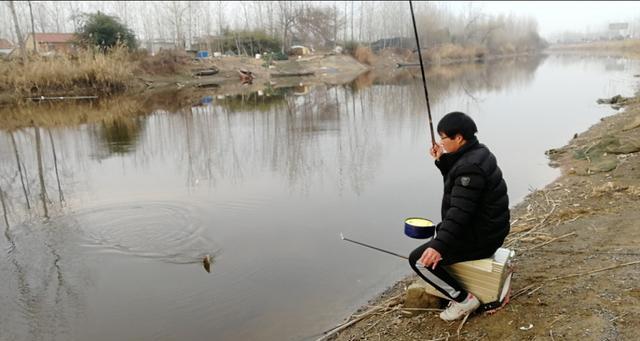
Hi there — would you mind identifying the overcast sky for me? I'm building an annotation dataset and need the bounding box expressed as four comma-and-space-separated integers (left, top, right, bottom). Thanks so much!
446, 1, 640, 38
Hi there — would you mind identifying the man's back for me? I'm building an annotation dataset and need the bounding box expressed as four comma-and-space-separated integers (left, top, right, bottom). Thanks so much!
435, 138, 510, 259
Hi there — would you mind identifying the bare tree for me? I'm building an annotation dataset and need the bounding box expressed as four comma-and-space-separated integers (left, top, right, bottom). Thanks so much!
267, 2, 275, 37
68, 2, 83, 32
33, 2, 49, 33
0, 1, 545, 55
350, 1, 354, 42
215, 1, 226, 53
217, 1, 225, 35
277, 1, 300, 53
27, 1, 36, 50
253, 1, 265, 34
6, 0, 26, 61
359, 1, 364, 41
241, 2, 251, 31
51, 1, 64, 32
295, 5, 343, 48
162, 1, 188, 48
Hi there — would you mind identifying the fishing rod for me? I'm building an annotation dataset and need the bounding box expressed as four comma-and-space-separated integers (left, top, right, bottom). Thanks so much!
340, 233, 408, 260
409, 0, 436, 147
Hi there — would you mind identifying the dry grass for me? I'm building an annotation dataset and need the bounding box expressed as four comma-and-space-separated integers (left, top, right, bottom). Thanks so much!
0, 46, 136, 96
353, 46, 376, 66
549, 39, 640, 58
137, 49, 190, 75
427, 44, 488, 64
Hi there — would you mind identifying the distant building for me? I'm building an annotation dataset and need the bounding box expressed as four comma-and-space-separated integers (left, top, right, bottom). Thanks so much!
24, 33, 77, 53
289, 45, 311, 56
608, 23, 629, 40
0, 38, 14, 55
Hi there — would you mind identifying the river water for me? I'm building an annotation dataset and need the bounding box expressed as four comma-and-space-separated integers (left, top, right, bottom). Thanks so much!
0, 54, 638, 341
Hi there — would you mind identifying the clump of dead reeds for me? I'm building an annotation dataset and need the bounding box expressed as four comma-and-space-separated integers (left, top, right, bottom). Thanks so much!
427, 44, 488, 64
0, 45, 136, 96
137, 49, 190, 75
353, 46, 376, 66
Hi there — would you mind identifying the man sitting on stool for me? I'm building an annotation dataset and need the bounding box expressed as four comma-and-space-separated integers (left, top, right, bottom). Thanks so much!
409, 111, 510, 321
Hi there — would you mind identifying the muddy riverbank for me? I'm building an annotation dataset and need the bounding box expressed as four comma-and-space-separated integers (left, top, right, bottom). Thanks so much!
327, 85, 640, 339
0, 53, 369, 108
138, 53, 370, 93
0, 46, 544, 108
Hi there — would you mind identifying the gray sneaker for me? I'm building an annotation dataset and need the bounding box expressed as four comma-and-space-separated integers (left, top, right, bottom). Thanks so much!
439, 293, 481, 321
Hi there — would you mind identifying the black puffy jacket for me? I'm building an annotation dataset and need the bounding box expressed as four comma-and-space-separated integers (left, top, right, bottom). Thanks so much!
429, 137, 510, 260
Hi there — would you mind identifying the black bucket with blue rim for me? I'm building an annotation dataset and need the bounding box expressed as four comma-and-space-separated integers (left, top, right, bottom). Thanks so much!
404, 217, 435, 239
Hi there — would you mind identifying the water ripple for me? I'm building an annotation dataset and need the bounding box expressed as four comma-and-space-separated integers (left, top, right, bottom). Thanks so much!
70, 201, 219, 264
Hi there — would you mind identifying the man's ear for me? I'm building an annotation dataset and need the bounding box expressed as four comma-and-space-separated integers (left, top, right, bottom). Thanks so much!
454, 134, 465, 143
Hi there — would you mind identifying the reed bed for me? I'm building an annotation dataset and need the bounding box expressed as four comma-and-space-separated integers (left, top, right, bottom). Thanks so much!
0, 46, 136, 96
426, 44, 488, 64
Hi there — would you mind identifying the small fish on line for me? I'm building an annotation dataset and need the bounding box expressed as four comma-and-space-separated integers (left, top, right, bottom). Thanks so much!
203, 254, 212, 273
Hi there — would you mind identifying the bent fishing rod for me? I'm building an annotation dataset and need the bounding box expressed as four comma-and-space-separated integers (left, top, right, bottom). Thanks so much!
409, 0, 436, 148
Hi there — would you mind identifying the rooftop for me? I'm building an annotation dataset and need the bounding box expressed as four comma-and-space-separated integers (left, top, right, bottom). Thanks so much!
0, 38, 14, 49
31, 33, 75, 43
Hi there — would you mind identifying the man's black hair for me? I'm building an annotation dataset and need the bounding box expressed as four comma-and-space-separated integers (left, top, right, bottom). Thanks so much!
437, 111, 477, 140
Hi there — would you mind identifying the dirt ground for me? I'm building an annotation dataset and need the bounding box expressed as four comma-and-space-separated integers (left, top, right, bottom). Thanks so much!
138, 53, 369, 97
325, 91, 640, 340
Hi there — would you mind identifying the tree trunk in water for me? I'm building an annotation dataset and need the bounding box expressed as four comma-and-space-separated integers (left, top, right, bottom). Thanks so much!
34, 126, 48, 219
10, 132, 30, 210
48, 129, 64, 204
0, 185, 9, 230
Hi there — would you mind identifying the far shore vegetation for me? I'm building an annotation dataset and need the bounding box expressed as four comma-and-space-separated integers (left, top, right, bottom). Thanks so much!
548, 39, 640, 58
0, 3, 551, 106
3, 2, 637, 110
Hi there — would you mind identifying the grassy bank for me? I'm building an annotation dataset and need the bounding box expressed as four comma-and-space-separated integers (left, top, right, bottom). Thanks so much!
0, 40, 539, 107
0, 47, 370, 108
358, 43, 542, 71
0, 47, 138, 100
